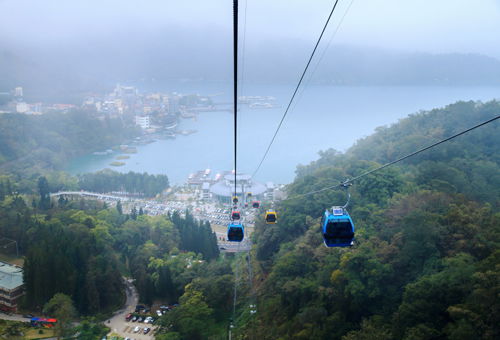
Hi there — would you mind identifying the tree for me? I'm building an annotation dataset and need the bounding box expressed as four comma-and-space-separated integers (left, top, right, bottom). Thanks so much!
38, 176, 51, 210
116, 200, 123, 215
163, 284, 214, 340
131, 205, 137, 220
43, 293, 77, 339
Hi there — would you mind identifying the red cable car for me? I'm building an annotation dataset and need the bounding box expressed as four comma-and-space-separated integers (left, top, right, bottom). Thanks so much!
252, 201, 260, 208
231, 210, 241, 220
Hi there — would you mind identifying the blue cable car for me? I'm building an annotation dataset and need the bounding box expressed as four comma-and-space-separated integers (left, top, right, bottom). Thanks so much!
321, 207, 354, 247
227, 223, 244, 242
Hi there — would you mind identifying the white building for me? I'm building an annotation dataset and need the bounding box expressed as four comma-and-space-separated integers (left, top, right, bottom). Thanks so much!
14, 87, 23, 97
210, 173, 267, 203
135, 115, 151, 129
0, 262, 24, 312
16, 102, 28, 113
201, 182, 211, 200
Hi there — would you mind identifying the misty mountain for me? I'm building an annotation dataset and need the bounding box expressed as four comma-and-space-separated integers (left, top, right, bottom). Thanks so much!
1, 35, 500, 102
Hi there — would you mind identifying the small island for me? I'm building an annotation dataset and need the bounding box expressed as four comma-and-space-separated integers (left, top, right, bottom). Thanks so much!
123, 147, 138, 154
116, 155, 130, 160
109, 161, 126, 167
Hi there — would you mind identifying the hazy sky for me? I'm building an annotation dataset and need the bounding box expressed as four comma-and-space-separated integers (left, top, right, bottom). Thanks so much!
1, 0, 499, 58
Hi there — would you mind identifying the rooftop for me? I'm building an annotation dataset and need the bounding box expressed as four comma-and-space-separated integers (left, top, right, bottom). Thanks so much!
0, 262, 24, 290
211, 179, 267, 197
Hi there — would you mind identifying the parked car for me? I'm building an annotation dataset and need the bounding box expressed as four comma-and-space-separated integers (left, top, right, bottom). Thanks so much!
133, 326, 141, 333
156, 310, 162, 317
125, 313, 132, 321
144, 327, 151, 334
131, 316, 137, 322
137, 317, 143, 322
23, 314, 34, 318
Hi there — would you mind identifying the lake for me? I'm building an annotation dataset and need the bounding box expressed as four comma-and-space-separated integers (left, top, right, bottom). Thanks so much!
67, 83, 500, 185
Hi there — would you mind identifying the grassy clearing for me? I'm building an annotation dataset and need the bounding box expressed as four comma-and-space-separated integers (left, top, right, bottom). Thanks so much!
23, 328, 55, 339
0, 319, 56, 339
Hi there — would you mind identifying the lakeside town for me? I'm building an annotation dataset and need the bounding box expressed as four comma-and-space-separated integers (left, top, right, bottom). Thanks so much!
0, 84, 280, 134
0, 85, 283, 338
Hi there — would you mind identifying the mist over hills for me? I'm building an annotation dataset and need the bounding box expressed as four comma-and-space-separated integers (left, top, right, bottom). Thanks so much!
1, 34, 500, 103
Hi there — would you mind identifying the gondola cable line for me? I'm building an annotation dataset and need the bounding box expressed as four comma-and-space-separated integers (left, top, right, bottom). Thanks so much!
269, 114, 499, 247
227, 0, 245, 244
283, 114, 500, 202
289, 0, 355, 114
251, 0, 343, 179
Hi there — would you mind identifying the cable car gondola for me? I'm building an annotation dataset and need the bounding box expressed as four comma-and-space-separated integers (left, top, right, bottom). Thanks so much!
252, 201, 260, 208
321, 207, 354, 247
232, 196, 239, 204
265, 209, 277, 224
227, 223, 244, 242
231, 210, 241, 220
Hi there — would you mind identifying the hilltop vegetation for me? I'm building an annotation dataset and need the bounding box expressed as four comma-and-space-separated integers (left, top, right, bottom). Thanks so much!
0, 109, 138, 174
0, 175, 219, 317
151, 101, 500, 340
238, 100, 499, 340
0, 100, 498, 340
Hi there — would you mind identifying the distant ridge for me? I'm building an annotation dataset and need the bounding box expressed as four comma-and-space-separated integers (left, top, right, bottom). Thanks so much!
1, 41, 500, 101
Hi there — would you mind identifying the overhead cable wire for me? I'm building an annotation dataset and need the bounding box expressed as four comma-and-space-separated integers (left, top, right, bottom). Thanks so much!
246, 249, 256, 340
284, 114, 500, 200
233, 0, 239, 197
230, 3, 240, 339
230, 243, 241, 339
291, 0, 355, 111
251, 0, 342, 178
239, 0, 248, 99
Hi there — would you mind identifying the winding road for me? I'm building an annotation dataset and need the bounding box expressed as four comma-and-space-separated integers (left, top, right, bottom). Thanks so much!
105, 278, 156, 340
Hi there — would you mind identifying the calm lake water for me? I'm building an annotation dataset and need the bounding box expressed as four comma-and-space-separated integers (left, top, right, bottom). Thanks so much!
67, 83, 500, 184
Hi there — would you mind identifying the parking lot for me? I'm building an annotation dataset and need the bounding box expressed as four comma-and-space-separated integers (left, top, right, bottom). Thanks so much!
106, 279, 157, 340
120, 323, 156, 339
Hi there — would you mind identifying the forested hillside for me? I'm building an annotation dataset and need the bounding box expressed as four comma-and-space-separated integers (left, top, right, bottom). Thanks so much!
0, 176, 219, 317
225, 100, 500, 340
0, 100, 498, 340
0, 110, 138, 174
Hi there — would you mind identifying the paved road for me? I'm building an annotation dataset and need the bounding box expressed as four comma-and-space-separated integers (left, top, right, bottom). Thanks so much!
0, 312, 31, 322
106, 278, 157, 340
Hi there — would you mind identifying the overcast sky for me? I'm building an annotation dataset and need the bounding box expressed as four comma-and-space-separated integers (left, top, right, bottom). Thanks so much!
1, 0, 499, 58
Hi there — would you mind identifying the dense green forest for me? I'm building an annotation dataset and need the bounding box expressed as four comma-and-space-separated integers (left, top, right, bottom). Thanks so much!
1, 169, 169, 199
226, 100, 498, 340
0, 100, 498, 340
154, 100, 499, 340
0, 109, 138, 174
77, 169, 170, 196
0, 176, 219, 318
